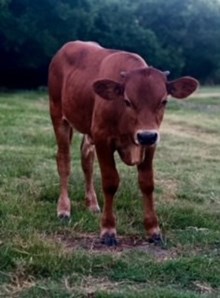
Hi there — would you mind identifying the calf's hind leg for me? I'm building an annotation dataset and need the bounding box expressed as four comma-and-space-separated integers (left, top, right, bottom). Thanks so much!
52, 115, 73, 219
81, 135, 100, 212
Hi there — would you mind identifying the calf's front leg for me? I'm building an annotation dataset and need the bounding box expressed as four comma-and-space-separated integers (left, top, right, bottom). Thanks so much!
137, 147, 163, 245
95, 143, 119, 246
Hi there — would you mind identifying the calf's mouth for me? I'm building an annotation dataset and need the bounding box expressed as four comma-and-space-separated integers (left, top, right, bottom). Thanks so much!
117, 144, 145, 166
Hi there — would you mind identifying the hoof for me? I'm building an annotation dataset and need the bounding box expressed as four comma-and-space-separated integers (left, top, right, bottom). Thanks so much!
86, 196, 100, 214
57, 211, 70, 221
101, 234, 118, 247
148, 234, 166, 248
88, 205, 101, 213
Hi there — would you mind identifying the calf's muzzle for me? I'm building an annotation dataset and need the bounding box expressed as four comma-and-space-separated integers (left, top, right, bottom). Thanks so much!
136, 130, 159, 146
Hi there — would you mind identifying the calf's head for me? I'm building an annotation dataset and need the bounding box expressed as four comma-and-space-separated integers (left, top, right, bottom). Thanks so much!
93, 67, 198, 164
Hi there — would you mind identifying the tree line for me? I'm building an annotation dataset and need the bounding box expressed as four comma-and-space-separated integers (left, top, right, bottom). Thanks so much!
1, 0, 220, 88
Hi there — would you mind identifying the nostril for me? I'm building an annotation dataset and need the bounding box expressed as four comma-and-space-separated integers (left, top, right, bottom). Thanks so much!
137, 132, 142, 142
151, 132, 158, 142
137, 131, 158, 146
137, 133, 146, 144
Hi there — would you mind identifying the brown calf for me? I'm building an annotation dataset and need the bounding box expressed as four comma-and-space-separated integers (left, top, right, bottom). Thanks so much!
48, 41, 198, 246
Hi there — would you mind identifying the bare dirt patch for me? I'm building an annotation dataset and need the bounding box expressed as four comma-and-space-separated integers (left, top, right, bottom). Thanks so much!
53, 233, 177, 261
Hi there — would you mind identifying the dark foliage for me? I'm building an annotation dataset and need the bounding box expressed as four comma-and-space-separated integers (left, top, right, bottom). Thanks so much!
1, 0, 220, 88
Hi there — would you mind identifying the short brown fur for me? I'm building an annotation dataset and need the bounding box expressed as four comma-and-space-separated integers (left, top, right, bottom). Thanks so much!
48, 41, 198, 245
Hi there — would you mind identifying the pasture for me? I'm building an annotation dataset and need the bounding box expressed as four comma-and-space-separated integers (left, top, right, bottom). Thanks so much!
0, 88, 220, 297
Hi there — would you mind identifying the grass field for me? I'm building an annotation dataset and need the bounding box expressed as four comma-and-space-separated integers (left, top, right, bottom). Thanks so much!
0, 88, 220, 297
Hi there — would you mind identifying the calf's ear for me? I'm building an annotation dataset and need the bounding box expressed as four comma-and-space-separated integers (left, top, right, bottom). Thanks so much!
167, 77, 199, 99
93, 79, 124, 100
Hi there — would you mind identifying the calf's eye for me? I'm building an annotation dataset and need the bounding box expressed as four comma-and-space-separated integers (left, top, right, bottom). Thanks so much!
161, 99, 168, 107
124, 98, 132, 108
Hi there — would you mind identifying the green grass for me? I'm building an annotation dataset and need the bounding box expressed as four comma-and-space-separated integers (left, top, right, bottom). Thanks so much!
0, 88, 220, 297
